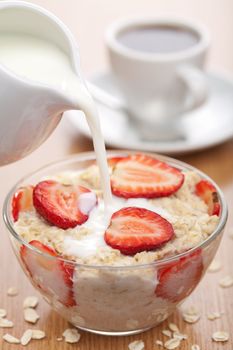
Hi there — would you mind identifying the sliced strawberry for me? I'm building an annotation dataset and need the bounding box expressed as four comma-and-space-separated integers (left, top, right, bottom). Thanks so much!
111, 154, 184, 199
92, 156, 125, 169
20, 240, 75, 307
155, 250, 203, 303
195, 180, 220, 216
33, 180, 97, 229
104, 207, 174, 255
107, 156, 125, 168
12, 186, 34, 221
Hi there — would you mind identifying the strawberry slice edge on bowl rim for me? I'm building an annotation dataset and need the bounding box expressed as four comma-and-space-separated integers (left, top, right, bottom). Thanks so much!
12, 185, 34, 222
195, 179, 220, 216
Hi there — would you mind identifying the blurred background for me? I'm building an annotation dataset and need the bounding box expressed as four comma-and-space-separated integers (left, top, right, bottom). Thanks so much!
23, 0, 233, 76
0, 3, 232, 349
0, 0, 232, 180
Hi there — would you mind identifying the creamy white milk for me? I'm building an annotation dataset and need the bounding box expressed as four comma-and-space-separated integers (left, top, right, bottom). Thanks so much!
63, 196, 172, 258
0, 33, 112, 206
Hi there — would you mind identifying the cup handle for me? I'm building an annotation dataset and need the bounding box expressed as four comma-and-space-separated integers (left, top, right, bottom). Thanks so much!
176, 65, 208, 112
87, 81, 126, 111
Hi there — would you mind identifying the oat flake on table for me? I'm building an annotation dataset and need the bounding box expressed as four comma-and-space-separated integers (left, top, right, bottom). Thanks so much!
7, 287, 18, 296
21, 329, 33, 346
228, 227, 233, 239
162, 329, 172, 337
155, 340, 163, 346
3, 333, 20, 344
212, 331, 229, 342
23, 296, 39, 309
173, 331, 188, 340
168, 323, 179, 332
0, 309, 7, 318
207, 311, 221, 320
219, 275, 233, 288
182, 305, 199, 315
207, 259, 222, 272
24, 308, 40, 324
62, 328, 80, 344
191, 345, 200, 350
128, 340, 145, 350
164, 338, 181, 349
182, 305, 200, 323
2, 333, 20, 344
0, 318, 14, 328
183, 313, 200, 323
31, 329, 46, 339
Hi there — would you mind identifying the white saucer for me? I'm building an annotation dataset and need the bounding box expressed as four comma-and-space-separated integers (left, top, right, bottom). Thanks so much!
66, 70, 233, 154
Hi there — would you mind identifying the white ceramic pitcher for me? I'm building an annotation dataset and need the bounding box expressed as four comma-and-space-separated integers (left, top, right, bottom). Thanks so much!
0, 1, 88, 166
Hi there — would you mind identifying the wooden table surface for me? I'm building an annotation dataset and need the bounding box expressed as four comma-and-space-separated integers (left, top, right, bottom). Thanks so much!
1, 1, 233, 349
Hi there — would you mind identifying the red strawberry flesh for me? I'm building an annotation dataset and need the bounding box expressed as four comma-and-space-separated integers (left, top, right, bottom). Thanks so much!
104, 207, 174, 255
20, 240, 75, 307
195, 179, 220, 216
33, 180, 96, 229
12, 186, 34, 221
107, 156, 125, 168
155, 250, 203, 303
111, 154, 184, 199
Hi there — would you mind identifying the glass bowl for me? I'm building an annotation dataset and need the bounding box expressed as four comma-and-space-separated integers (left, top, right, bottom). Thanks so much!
3, 151, 228, 336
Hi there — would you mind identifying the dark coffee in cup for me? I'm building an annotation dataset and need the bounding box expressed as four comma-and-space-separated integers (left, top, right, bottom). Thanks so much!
117, 25, 199, 54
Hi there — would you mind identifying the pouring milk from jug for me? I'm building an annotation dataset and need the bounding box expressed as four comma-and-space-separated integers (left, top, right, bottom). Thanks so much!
0, 1, 112, 206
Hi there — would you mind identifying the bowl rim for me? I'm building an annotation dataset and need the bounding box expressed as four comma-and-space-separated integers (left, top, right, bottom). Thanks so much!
3, 150, 228, 270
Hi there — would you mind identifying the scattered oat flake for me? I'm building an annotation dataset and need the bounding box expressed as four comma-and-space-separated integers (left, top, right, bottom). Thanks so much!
183, 305, 199, 315
173, 331, 188, 340
128, 340, 145, 350
155, 340, 163, 346
21, 329, 33, 346
164, 338, 180, 349
57, 337, 63, 341
182, 313, 200, 324
24, 308, 40, 324
3, 333, 20, 344
212, 331, 229, 342
228, 227, 233, 239
168, 323, 179, 332
208, 259, 222, 272
23, 296, 39, 309
0, 309, 7, 318
182, 306, 200, 323
191, 345, 200, 350
32, 330, 46, 340
0, 318, 14, 328
162, 329, 172, 337
7, 287, 18, 296
207, 312, 221, 320
63, 328, 80, 344
219, 275, 233, 288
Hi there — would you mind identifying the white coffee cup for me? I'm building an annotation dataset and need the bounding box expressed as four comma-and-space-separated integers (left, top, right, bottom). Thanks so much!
105, 17, 210, 141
